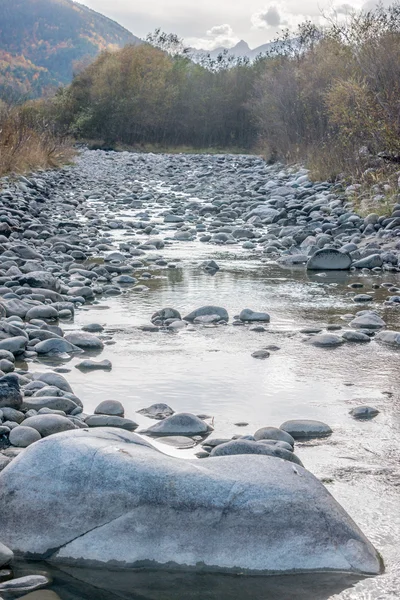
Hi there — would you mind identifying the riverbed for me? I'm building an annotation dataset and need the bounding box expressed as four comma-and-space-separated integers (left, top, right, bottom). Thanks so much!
2, 150, 400, 599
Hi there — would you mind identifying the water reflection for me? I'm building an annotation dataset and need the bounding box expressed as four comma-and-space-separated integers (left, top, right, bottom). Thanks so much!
13, 562, 371, 600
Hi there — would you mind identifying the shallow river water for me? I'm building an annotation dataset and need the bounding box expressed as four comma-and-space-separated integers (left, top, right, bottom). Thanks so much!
11, 153, 400, 600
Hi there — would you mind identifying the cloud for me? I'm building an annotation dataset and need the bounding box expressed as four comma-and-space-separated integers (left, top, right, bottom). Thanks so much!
187, 23, 239, 50
251, 4, 309, 31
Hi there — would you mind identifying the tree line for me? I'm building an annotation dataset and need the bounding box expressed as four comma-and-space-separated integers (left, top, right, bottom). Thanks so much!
3, 4, 400, 180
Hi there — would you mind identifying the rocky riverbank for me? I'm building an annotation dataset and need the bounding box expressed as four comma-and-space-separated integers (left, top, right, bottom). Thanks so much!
0, 149, 399, 598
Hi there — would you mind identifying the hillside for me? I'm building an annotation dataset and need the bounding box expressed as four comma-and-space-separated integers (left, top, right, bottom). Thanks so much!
0, 0, 141, 100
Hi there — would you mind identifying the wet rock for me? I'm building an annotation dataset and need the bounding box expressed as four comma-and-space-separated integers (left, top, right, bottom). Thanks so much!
136, 403, 174, 420
350, 312, 385, 330
183, 306, 228, 322
34, 338, 82, 355
0, 428, 382, 575
94, 400, 125, 417
64, 332, 104, 350
9, 425, 41, 447
342, 331, 371, 342
157, 436, 197, 449
350, 406, 380, 420
251, 350, 270, 359
141, 412, 212, 436
85, 415, 138, 431
82, 323, 104, 333
280, 419, 332, 440
375, 330, 400, 346
306, 334, 344, 347
240, 309, 270, 322
307, 249, 352, 271
353, 295, 373, 303
75, 359, 112, 371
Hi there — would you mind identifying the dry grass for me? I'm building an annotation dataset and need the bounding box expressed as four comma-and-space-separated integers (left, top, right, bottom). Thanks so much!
0, 104, 75, 177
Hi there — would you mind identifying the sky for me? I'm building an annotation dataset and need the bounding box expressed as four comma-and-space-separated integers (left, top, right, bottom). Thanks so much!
79, 0, 396, 49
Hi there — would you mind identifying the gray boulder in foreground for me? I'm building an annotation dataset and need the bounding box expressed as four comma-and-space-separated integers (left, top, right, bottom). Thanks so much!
0, 428, 381, 575
307, 249, 352, 271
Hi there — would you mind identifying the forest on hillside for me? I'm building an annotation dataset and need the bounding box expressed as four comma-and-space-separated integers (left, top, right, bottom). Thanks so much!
2, 4, 400, 182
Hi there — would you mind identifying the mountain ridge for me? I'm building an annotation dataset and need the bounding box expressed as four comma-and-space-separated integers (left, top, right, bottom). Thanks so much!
0, 0, 141, 100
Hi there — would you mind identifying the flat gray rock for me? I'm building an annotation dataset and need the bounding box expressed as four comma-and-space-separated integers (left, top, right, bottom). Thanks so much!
0, 428, 381, 576
157, 436, 197, 449
240, 309, 270, 322
307, 250, 351, 271
85, 415, 138, 431
183, 306, 228, 322
280, 420, 332, 440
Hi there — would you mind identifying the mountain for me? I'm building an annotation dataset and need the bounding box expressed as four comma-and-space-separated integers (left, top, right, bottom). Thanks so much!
192, 39, 291, 62
0, 0, 141, 100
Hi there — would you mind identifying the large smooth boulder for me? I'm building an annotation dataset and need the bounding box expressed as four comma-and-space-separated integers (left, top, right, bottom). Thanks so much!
0, 374, 22, 409
0, 428, 381, 576
141, 412, 213, 436
307, 250, 351, 271
183, 306, 229, 322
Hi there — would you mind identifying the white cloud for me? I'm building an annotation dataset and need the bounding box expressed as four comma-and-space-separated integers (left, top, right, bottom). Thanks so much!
187, 23, 239, 50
